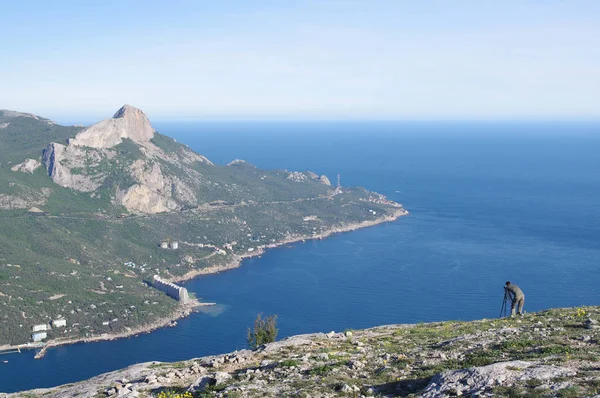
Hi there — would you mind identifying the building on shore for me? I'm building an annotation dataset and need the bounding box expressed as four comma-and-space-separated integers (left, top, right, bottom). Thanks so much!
52, 319, 67, 328
160, 240, 179, 249
152, 275, 189, 303
31, 332, 47, 342
32, 324, 48, 332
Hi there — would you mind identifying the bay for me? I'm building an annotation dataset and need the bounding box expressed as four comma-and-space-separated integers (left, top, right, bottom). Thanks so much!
1, 121, 600, 393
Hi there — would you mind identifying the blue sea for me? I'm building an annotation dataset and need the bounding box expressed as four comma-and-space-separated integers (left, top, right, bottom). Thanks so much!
2, 121, 600, 393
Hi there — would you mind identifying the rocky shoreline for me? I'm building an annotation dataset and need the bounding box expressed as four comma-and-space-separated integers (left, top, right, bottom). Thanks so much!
13, 206, 407, 360
4, 306, 599, 397
171, 206, 408, 283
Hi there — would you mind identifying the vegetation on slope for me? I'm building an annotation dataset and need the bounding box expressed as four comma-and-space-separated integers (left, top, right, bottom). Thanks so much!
0, 110, 404, 345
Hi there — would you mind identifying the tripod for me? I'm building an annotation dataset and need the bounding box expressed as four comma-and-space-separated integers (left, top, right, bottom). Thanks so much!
500, 288, 510, 318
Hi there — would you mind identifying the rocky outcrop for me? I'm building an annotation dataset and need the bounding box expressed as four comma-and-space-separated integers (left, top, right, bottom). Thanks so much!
42, 142, 108, 192
115, 159, 195, 213
227, 159, 255, 167
305, 170, 331, 186
0, 122, 9, 129
39, 105, 214, 213
117, 184, 177, 214
422, 361, 576, 397
306, 171, 319, 179
0, 187, 51, 210
11, 159, 41, 174
319, 175, 331, 185
69, 105, 154, 149
286, 171, 308, 182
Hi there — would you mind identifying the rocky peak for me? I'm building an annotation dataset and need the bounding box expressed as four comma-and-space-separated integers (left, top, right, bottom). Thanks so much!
113, 104, 143, 119
69, 104, 154, 149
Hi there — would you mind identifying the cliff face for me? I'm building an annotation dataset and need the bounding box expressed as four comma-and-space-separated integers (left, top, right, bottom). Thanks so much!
42, 142, 110, 192
40, 105, 213, 213
6, 306, 600, 398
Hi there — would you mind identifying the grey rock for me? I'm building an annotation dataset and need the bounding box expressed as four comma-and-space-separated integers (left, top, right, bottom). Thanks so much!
306, 171, 319, 179
348, 360, 365, 370
287, 171, 308, 182
227, 159, 256, 168
585, 318, 598, 329
70, 105, 154, 149
317, 353, 329, 361
319, 175, 331, 185
11, 159, 41, 174
188, 372, 232, 392
421, 360, 576, 398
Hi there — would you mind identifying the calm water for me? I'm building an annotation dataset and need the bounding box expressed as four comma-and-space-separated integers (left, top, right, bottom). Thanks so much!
2, 121, 600, 393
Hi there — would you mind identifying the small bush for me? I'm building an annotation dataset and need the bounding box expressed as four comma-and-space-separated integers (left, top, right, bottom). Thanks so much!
280, 359, 300, 367
309, 364, 333, 376
247, 313, 278, 349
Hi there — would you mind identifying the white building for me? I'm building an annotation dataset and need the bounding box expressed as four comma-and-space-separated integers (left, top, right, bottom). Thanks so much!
32, 324, 48, 332
170, 241, 179, 249
32, 331, 47, 342
52, 319, 67, 328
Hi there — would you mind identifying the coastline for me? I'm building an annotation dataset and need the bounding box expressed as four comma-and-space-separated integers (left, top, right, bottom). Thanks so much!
20, 206, 408, 359
171, 206, 409, 283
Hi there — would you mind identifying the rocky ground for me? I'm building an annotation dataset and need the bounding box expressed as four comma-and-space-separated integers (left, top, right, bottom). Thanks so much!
5, 306, 600, 398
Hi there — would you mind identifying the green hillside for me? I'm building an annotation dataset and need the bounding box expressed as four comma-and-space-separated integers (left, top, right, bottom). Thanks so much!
0, 108, 406, 345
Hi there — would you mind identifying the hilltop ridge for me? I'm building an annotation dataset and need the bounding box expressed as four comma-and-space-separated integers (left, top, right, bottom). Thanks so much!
3, 306, 599, 397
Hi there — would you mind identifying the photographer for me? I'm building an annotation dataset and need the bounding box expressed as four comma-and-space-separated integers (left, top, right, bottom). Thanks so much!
505, 281, 525, 316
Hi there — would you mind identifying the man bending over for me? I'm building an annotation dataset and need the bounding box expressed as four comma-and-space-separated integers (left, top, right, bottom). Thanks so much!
505, 281, 525, 316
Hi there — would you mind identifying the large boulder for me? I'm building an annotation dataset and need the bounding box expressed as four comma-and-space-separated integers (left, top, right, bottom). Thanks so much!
188, 372, 232, 392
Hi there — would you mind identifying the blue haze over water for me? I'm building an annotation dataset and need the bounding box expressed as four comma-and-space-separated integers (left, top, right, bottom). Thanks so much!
2, 121, 600, 392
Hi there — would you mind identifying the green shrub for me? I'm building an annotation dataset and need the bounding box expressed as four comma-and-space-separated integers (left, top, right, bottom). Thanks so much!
247, 313, 278, 349
280, 359, 300, 367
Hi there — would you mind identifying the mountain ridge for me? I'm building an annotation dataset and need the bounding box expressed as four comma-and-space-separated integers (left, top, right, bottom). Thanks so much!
0, 106, 406, 346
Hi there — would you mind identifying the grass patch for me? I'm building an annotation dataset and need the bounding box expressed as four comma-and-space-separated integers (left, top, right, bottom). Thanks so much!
309, 364, 334, 376
280, 359, 300, 367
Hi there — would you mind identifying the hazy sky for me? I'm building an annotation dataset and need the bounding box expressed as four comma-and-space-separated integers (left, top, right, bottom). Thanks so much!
1, 1, 599, 121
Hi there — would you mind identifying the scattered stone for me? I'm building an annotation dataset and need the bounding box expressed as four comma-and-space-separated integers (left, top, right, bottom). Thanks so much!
188, 372, 232, 392
585, 318, 599, 329
348, 360, 365, 370
316, 353, 329, 361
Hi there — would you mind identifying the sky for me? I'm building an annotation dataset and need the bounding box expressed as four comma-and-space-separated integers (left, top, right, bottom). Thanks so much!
1, 1, 599, 121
